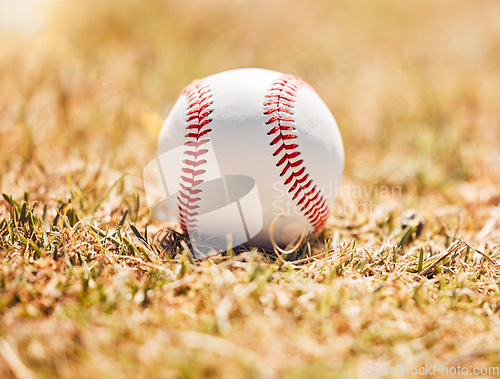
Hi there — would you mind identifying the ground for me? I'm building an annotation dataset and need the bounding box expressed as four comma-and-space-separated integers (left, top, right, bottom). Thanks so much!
0, 0, 500, 378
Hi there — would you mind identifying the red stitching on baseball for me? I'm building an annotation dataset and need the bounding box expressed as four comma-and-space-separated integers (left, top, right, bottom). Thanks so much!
265, 75, 330, 231
178, 79, 214, 233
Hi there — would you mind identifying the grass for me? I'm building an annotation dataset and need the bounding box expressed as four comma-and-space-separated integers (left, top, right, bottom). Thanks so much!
1, 0, 500, 377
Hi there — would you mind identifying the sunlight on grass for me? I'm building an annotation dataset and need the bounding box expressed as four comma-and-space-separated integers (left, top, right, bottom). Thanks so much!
1, 0, 500, 377
0, 0, 47, 34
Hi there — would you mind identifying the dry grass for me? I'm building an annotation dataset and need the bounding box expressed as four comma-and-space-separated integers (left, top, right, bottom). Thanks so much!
1, 0, 500, 377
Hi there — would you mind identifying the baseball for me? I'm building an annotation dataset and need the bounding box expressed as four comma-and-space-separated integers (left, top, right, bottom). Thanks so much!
156, 68, 344, 257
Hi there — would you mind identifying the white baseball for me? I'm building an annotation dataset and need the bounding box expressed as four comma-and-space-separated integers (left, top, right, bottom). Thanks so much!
157, 68, 344, 256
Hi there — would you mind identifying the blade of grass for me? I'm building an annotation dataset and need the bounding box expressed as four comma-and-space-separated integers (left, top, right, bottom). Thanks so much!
417, 247, 424, 272
93, 174, 126, 213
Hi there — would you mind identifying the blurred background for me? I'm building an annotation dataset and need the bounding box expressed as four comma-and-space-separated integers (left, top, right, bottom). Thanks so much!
1, 2, 500, 377
0, 0, 499, 217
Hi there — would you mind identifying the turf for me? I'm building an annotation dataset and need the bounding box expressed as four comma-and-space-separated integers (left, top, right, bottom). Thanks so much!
1, 0, 500, 378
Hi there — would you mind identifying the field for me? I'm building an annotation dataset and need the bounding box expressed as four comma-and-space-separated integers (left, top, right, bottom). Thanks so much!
1, 0, 500, 377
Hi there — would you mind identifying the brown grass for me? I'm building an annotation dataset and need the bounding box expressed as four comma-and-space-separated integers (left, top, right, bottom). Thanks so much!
1, 0, 500, 377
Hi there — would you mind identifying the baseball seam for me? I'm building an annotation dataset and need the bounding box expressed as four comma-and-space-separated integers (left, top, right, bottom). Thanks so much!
264, 75, 329, 230
177, 79, 214, 233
